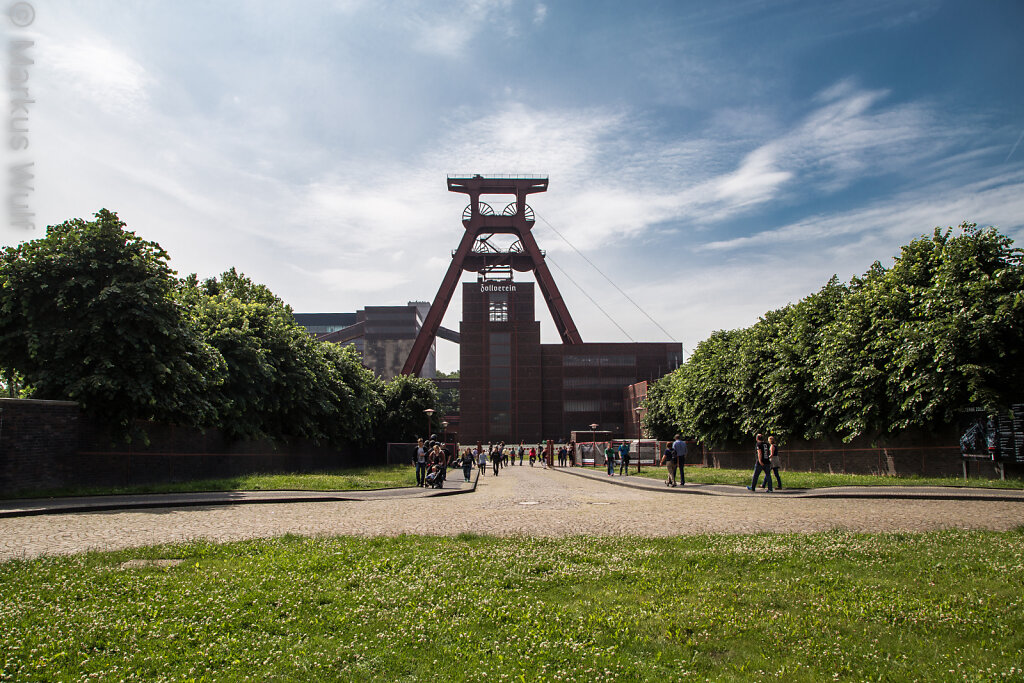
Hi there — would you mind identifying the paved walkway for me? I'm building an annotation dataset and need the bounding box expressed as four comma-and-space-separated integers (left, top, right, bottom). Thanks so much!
0, 475, 475, 518
555, 465, 1024, 501
1, 465, 1022, 561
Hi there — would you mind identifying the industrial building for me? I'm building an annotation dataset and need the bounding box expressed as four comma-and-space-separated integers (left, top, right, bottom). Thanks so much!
294, 304, 460, 380
297, 175, 680, 441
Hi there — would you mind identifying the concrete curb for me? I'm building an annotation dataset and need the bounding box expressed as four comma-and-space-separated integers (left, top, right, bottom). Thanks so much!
550, 465, 1024, 502
0, 468, 481, 519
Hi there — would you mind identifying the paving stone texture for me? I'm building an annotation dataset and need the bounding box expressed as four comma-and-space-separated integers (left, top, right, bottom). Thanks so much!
2, 465, 1022, 561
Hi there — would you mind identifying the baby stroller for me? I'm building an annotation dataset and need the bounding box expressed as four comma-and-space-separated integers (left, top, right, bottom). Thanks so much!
424, 464, 444, 489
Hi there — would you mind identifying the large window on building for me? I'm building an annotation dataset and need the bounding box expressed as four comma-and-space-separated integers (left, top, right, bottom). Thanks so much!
488, 294, 509, 322
489, 331, 512, 438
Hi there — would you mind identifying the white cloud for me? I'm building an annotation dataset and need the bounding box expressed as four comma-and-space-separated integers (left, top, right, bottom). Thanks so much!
40, 37, 151, 115
710, 144, 793, 208
698, 170, 1024, 253
292, 265, 410, 293
401, 0, 519, 57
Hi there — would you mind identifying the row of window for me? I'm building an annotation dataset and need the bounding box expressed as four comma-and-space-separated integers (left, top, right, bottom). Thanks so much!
563, 399, 625, 412
563, 376, 636, 389
563, 355, 636, 367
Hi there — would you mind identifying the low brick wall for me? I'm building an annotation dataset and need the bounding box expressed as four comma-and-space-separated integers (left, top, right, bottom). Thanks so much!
0, 399, 80, 493
703, 427, 1017, 479
0, 398, 377, 496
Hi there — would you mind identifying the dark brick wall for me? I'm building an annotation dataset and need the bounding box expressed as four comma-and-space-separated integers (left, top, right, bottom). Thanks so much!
703, 428, 1018, 478
0, 399, 80, 493
0, 398, 375, 495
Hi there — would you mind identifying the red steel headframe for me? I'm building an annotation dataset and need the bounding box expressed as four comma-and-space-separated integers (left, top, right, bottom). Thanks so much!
402, 175, 583, 376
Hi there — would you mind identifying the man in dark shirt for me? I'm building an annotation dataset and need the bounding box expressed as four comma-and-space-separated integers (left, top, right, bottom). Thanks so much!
414, 438, 428, 487
618, 441, 631, 475
671, 435, 687, 485
747, 433, 772, 492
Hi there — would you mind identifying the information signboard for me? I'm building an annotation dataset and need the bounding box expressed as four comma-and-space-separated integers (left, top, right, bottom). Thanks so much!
1012, 404, 1024, 463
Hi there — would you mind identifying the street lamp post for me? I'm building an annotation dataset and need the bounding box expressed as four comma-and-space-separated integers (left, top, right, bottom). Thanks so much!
590, 423, 598, 470
634, 407, 643, 473
424, 408, 435, 439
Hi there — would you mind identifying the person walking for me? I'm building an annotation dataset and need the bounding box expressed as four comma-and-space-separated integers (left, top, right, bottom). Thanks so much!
618, 441, 631, 475
414, 438, 428, 487
529, 447, 536, 467
492, 446, 500, 476
461, 448, 474, 482
671, 434, 688, 486
605, 443, 616, 475
518, 443, 525, 466
747, 433, 772, 492
432, 444, 447, 486
761, 435, 783, 489
660, 442, 676, 486
477, 443, 487, 476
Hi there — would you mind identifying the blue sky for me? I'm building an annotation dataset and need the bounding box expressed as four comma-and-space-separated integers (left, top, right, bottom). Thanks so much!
3, 0, 1023, 371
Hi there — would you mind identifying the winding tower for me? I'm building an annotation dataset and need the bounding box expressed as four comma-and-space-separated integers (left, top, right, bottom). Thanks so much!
402, 174, 582, 376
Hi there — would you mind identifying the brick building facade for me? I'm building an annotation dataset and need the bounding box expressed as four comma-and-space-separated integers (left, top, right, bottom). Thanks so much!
459, 280, 681, 443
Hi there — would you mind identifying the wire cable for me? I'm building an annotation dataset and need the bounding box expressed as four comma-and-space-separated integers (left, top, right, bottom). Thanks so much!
535, 211, 678, 342
545, 255, 635, 341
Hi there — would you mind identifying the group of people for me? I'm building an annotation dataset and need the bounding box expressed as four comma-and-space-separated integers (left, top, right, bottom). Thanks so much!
417, 433, 783, 492
469, 441, 562, 476
412, 437, 460, 488
415, 440, 584, 484
603, 441, 634, 476
747, 433, 783, 492
659, 435, 689, 487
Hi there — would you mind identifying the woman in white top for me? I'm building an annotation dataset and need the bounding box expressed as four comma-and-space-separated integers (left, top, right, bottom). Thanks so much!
476, 443, 487, 475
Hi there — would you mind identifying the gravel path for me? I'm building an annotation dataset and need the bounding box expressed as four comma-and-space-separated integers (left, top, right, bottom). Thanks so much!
2, 464, 1022, 561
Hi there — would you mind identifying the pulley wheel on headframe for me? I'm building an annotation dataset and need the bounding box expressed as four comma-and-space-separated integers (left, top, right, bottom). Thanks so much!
462, 202, 495, 224
502, 202, 535, 222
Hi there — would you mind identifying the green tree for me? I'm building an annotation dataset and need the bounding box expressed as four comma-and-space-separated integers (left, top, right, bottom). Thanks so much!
736, 277, 849, 442
640, 375, 679, 440
374, 374, 439, 444
626, 223, 1024, 446
0, 210, 223, 435
180, 269, 383, 445
880, 224, 1024, 431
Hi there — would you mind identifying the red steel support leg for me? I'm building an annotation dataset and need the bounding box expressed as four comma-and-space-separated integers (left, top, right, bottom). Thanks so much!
402, 229, 480, 376
519, 231, 583, 344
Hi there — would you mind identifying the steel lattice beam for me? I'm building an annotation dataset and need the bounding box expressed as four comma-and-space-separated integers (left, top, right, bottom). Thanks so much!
402, 175, 582, 376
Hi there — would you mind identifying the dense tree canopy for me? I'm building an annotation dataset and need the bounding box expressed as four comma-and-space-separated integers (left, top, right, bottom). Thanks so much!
373, 374, 440, 445
644, 223, 1024, 445
179, 269, 384, 444
0, 210, 433, 447
0, 210, 222, 434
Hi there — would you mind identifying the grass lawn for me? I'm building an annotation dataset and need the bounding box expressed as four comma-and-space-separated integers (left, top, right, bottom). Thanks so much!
1, 531, 1022, 681
617, 465, 1024, 490
6, 465, 419, 500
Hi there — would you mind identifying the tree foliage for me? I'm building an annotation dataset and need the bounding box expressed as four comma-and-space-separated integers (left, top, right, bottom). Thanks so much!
0, 210, 436, 448
644, 223, 1024, 445
178, 268, 383, 444
373, 374, 439, 444
0, 210, 222, 435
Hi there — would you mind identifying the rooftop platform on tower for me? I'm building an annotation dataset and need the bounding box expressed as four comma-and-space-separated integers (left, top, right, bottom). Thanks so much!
447, 174, 549, 195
